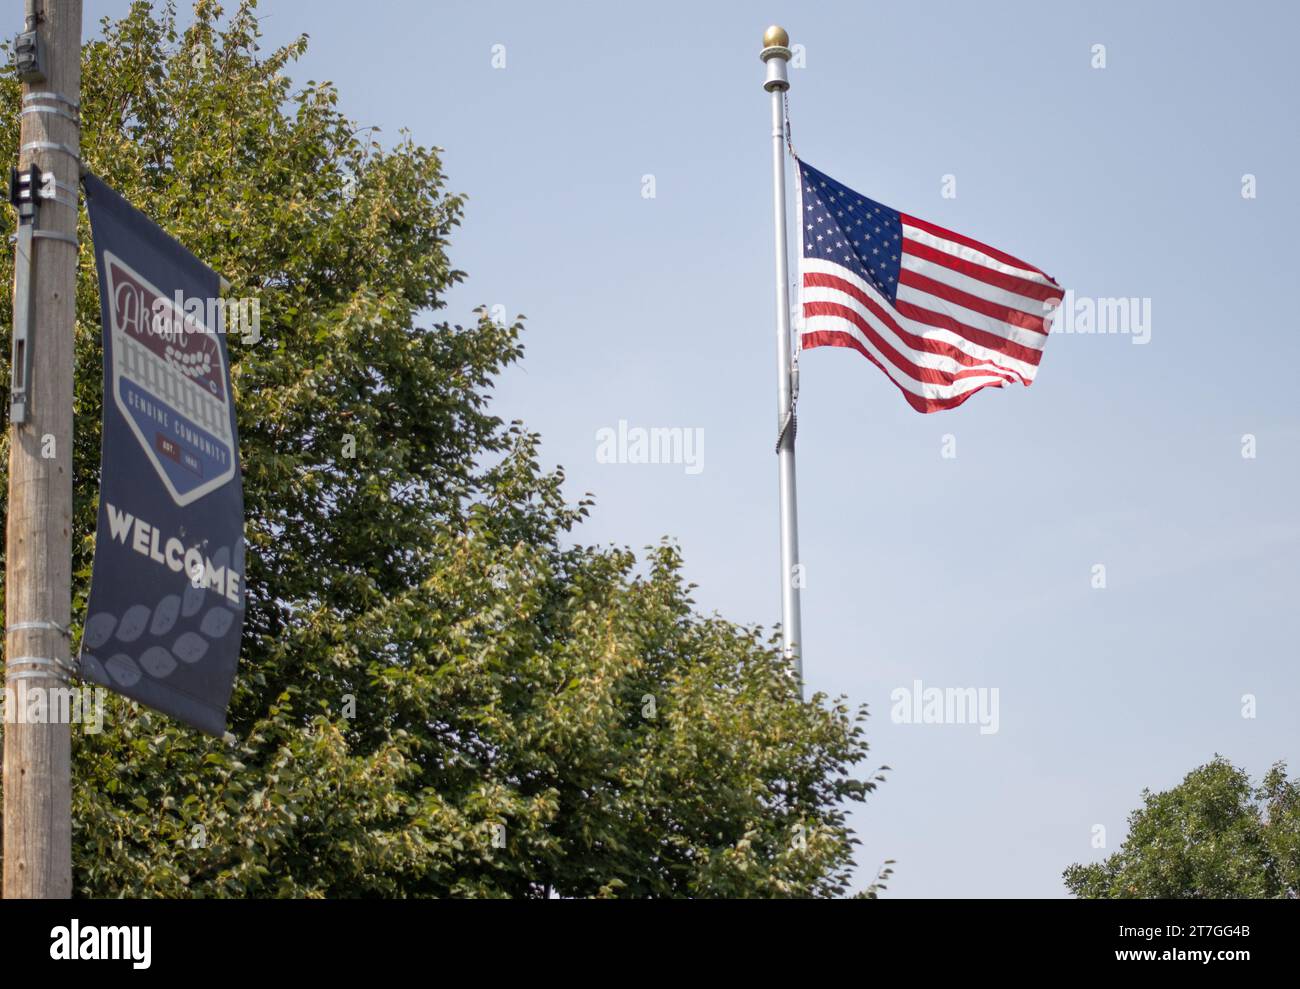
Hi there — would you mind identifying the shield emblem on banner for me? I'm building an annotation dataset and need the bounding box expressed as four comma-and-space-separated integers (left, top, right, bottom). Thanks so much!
104, 251, 237, 507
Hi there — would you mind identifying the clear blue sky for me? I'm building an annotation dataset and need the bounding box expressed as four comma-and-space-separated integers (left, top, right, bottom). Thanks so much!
93, 0, 1300, 897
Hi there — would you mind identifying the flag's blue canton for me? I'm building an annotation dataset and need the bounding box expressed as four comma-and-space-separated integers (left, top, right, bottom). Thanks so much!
799, 161, 903, 304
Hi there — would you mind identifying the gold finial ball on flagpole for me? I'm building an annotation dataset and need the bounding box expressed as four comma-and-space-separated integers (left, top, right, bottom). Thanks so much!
763, 25, 789, 49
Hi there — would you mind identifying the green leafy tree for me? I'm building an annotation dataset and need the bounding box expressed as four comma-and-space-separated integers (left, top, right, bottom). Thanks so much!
0, 1, 888, 897
1064, 757, 1300, 899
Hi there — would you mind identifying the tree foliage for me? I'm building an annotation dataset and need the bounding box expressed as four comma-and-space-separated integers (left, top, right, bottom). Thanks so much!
0, 1, 886, 897
1064, 757, 1300, 899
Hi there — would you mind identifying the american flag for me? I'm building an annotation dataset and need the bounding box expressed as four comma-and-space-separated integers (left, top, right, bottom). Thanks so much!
796, 161, 1063, 413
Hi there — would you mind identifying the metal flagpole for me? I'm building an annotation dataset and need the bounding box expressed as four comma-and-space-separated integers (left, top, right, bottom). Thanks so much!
760, 26, 803, 690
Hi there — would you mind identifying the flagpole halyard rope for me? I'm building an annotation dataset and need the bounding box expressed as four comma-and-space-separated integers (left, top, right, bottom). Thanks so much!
778, 89, 800, 454
784, 91, 799, 161
775, 404, 796, 454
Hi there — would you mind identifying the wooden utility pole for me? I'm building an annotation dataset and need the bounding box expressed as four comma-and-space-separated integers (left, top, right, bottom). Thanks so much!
3, 0, 82, 898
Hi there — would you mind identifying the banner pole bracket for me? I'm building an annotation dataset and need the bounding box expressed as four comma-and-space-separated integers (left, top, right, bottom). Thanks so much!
7, 619, 72, 637
4, 656, 79, 684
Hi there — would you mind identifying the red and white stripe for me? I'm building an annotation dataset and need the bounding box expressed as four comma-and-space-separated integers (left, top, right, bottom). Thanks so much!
800, 214, 1063, 413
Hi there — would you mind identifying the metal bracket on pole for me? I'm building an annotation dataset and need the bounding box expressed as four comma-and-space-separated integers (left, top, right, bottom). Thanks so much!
7, 619, 72, 637
20, 103, 78, 125
8, 163, 45, 425
9, 228, 78, 248
23, 91, 79, 111
20, 139, 81, 163
4, 654, 78, 682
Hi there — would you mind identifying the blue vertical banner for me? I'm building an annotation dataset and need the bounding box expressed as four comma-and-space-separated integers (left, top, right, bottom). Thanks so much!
80, 174, 245, 736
